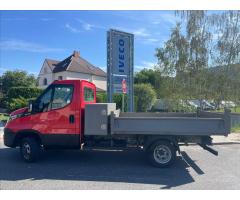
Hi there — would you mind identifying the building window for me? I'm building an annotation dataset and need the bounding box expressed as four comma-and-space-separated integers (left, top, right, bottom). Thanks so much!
43, 78, 48, 86
58, 76, 63, 80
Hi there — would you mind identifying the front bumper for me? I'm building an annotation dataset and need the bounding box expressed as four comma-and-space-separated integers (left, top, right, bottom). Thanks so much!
4, 128, 16, 147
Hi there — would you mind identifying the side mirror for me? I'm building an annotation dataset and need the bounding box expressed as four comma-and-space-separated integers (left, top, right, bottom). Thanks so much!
28, 100, 34, 113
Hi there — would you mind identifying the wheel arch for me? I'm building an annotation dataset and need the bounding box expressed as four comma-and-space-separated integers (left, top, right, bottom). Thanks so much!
14, 130, 42, 146
143, 135, 179, 151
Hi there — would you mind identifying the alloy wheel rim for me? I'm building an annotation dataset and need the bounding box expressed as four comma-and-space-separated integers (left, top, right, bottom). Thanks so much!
153, 145, 172, 164
22, 143, 31, 159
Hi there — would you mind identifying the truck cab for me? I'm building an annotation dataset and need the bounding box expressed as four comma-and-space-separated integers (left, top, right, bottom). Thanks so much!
4, 80, 96, 159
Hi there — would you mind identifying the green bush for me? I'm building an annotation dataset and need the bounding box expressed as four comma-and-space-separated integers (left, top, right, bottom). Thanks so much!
134, 83, 157, 112
7, 87, 43, 99
231, 125, 240, 133
96, 92, 138, 112
8, 96, 28, 111
96, 92, 107, 103
0, 113, 9, 121
0, 97, 8, 109
96, 92, 127, 111
113, 94, 128, 112
7, 96, 38, 112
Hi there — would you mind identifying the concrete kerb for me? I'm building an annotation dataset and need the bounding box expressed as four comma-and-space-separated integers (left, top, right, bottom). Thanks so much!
212, 133, 240, 145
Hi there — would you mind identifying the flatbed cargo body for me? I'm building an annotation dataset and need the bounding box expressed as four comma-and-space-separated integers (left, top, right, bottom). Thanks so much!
84, 104, 231, 137
110, 111, 230, 136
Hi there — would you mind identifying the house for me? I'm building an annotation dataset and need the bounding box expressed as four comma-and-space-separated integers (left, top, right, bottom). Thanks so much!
38, 50, 107, 91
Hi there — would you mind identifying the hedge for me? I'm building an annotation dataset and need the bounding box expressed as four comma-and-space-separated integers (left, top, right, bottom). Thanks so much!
7, 87, 43, 99
134, 83, 156, 112
96, 92, 138, 112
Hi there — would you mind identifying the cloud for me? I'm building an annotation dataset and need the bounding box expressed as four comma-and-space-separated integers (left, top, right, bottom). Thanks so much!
0, 40, 65, 53
79, 20, 95, 31
112, 11, 178, 26
65, 21, 104, 33
115, 27, 150, 38
135, 61, 156, 71
76, 19, 105, 31
0, 67, 8, 75
141, 38, 160, 45
0, 67, 8, 72
65, 23, 82, 33
132, 28, 150, 37
151, 13, 178, 26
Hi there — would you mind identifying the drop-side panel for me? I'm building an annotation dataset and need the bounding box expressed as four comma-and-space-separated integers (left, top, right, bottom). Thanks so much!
110, 110, 231, 136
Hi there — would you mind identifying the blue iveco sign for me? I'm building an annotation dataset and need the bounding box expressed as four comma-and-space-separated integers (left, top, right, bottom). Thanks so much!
118, 38, 125, 73
111, 33, 130, 76
107, 29, 134, 111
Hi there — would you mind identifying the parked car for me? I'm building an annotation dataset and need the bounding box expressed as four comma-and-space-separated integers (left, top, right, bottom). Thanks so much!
221, 101, 236, 108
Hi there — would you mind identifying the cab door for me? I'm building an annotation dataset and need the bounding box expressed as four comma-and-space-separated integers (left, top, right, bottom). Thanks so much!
79, 81, 96, 138
31, 82, 79, 147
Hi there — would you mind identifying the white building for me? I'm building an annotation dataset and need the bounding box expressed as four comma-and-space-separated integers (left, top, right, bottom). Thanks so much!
38, 51, 106, 92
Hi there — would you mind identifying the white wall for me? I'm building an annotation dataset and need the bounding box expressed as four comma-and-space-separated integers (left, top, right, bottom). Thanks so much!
64, 72, 106, 91
92, 75, 107, 91
64, 71, 92, 81
38, 61, 54, 88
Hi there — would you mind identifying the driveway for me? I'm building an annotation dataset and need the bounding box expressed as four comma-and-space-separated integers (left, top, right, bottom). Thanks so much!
0, 130, 240, 189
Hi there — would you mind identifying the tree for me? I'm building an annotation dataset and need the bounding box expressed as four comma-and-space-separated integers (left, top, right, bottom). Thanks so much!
135, 69, 161, 88
155, 11, 215, 109
211, 11, 240, 68
134, 83, 156, 112
134, 69, 162, 98
0, 70, 38, 110
209, 11, 240, 104
1, 70, 37, 95
156, 23, 189, 76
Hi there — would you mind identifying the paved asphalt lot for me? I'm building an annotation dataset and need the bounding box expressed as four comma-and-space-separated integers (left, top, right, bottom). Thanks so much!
0, 130, 240, 189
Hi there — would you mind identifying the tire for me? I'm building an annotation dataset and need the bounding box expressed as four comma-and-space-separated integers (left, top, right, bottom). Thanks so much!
147, 140, 176, 168
20, 137, 41, 162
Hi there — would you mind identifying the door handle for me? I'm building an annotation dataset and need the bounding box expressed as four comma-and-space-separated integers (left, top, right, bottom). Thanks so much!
69, 115, 75, 123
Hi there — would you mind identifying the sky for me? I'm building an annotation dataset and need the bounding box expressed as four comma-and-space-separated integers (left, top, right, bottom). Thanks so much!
0, 10, 179, 76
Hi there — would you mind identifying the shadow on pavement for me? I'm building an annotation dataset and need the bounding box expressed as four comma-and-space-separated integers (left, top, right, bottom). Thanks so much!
181, 151, 204, 175
0, 147, 202, 189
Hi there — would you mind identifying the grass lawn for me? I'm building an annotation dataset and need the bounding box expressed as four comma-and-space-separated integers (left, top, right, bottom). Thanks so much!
215, 106, 240, 113
232, 125, 240, 133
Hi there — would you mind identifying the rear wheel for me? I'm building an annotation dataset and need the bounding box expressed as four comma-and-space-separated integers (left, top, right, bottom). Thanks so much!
20, 137, 41, 162
147, 140, 176, 168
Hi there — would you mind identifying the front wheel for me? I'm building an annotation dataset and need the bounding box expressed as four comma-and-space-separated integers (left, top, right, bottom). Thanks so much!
147, 140, 176, 168
20, 137, 41, 162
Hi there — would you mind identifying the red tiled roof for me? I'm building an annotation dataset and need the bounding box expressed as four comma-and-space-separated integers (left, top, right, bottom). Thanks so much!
45, 59, 59, 71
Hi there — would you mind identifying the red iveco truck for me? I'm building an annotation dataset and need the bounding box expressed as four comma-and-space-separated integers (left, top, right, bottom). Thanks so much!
4, 80, 231, 167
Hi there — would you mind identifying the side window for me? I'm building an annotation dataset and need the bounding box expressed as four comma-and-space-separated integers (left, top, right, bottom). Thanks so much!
51, 85, 73, 109
34, 88, 53, 112
84, 87, 94, 102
